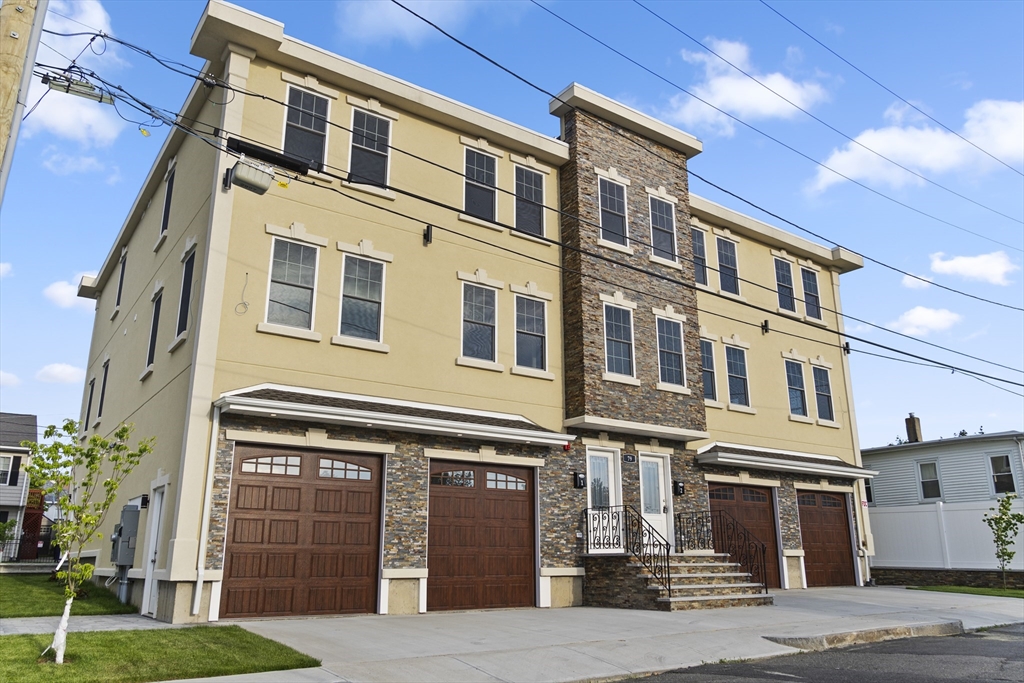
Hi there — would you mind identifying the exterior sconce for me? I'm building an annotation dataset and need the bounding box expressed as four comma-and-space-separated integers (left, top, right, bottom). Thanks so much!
672, 481, 685, 496
572, 472, 586, 489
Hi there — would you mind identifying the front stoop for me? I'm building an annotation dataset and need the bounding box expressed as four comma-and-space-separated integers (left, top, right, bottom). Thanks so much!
582, 553, 774, 611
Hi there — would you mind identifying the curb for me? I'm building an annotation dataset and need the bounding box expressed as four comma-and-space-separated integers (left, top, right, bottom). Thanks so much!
763, 619, 965, 651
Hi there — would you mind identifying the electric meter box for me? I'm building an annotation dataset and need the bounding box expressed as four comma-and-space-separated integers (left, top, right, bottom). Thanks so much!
110, 505, 140, 566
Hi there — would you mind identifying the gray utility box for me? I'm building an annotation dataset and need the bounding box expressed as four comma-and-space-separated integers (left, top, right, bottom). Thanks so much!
110, 505, 140, 566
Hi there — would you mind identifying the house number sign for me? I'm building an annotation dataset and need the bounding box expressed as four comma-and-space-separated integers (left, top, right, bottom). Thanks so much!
622, 454, 637, 463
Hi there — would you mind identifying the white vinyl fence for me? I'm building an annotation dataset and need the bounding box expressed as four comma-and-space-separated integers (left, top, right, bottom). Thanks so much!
868, 499, 1024, 570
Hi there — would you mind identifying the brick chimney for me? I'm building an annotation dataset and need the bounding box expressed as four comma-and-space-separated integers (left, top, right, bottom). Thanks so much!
905, 412, 923, 443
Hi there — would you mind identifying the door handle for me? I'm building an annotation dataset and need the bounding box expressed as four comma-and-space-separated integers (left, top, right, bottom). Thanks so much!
663, 505, 668, 513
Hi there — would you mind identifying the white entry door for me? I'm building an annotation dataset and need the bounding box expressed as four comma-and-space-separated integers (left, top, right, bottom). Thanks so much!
639, 456, 670, 543
586, 448, 622, 553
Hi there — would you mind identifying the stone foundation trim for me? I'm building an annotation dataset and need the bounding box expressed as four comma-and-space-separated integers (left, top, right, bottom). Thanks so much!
540, 567, 585, 576
704, 471, 781, 488
565, 415, 709, 442
794, 480, 854, 493
870, 567, 1024, 589
225, 428, 397, 454
424, 446, 544, 467
382, 567, 429, 579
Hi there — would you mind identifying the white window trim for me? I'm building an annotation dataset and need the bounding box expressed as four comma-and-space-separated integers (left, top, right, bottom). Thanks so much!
647, 193, 678, 264
347, 106, 392, 190
655, 315, 687, 390
336, 252, 387, 347
459, 281, 501, 367
597, 176, 630, 249
602, 303, 637, 382
143, 292, 161, 380
156, 166, 174, 248
700, 337, 719, 406
509, 281, 553, 301
917, 459, 943, 502
509, 152, 551, 174
463, 147, 500, 226
459, 136, 505, 157
173, 246, 197, 345
774, 257, 798, 314
0, 454, 12, 486
811, 365, 836, 424
265, 222, 328, 247
987, 452, 1018, 497
337, 239, 394, 262
691, 225, 713, 291
264, 236, 321, 333
784, 359, 808, 419
513, 164, 545, 238
96, 357, 110, 423
281, 71, 340, 99
513, 294, 548, 376
715, 235, 741, 297
724, 344, 751, 408
112, 246, 128, 319
801, 266, 824, 321
344, 94, 397, 117
281, 85, 331, 171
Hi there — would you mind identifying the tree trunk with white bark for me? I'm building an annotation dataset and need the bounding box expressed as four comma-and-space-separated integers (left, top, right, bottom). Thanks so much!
41, 597, 73, 664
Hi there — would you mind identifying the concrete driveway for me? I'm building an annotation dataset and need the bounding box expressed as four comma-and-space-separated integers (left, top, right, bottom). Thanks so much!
228, 587, 1024, 683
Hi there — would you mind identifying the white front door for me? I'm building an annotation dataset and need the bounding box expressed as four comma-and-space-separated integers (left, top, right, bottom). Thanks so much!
141, 487, 164, 617
586, 448, 622, 553
639, 456, 670, 543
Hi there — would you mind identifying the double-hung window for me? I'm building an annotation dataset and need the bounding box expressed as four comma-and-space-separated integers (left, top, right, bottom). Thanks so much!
599, 178, 627, 246
657, 318, 685, 386
515, 167, 544, 236
268, 239, 318, 330
717, 238, 739, 295
802, 268, 822, 319
176, 250, 195, 338
649, 197, 676, 261
160, 169, 174, 236
97, 360, 109, 419
919, 462, 941, 500
462, 284, 496, 361
775, 259, 796, 312
115, 253, 127, 308
691, 228, 708, 286
465, 149, 497, 223
864, 478, 874, 505
700, 339, 716, 400
340, 255, 385, 341
812, 367, 834, 421
515, 296, 546, 370
350, 109, 389, 187
147, 294, 162, 369
785, 360, 807, 416
84, 378, 96, 428
284, 88, 328, 171
604, 304, 634, 377
725, 346, 749, 406
990, 455, 1016, 494
0, 456, 11, 486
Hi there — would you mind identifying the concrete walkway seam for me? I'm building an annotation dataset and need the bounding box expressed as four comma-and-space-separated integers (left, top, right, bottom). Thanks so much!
763, 619, 965, 651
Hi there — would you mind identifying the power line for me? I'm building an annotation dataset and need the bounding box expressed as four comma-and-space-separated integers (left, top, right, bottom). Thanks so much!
631, 0, 1023, 225
758, 0, 1024, 178
529, 0, 1023, 252
387, 0, 1024, 312
852, 349, 1024, 399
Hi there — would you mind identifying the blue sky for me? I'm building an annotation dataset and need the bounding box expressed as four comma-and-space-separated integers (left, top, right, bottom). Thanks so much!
1, 0, 1021, 447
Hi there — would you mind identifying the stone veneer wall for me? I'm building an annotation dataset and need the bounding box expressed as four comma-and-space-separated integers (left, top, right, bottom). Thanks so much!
871, 567, 1024, 589
559, 109, 706, 434
209, 414, 552, 572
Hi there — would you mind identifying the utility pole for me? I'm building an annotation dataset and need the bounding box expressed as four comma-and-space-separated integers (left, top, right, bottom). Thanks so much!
0, 0, 49, 208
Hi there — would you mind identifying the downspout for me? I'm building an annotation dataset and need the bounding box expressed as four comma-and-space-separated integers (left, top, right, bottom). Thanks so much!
191, 406, 220, 616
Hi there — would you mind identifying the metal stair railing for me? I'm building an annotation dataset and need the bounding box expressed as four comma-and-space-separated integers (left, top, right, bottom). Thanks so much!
584, 505, 671, 591
675, 509, 769, 594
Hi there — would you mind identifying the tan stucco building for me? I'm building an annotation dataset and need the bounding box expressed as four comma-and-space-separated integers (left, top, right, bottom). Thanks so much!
74, 1, 873, 623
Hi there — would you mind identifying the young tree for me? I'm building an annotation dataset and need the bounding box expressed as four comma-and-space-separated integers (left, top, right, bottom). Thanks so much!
24, 419, 153, 665
982, 493, 1024, 589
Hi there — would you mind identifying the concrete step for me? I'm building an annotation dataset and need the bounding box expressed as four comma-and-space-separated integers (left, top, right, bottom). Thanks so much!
657, 593, 775, 611
652, 583, 767, 597
641, 571, 751, 581
657, 574, 755, 586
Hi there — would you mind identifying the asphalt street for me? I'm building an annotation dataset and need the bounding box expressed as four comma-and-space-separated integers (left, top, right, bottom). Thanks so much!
632, 623, 1024, 683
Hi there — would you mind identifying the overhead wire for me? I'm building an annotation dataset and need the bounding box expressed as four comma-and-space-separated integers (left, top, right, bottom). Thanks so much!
631, 0, 1023, 225
387, 0, 1024, 313
758, 0, 1024, 178
528, 0, 1023, 251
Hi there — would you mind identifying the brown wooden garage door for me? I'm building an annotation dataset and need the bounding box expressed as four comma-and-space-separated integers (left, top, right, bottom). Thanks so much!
427, 461, 535, 611
708, 484, 781, 589
798, 491, 855, 587
221, 445, 381, 618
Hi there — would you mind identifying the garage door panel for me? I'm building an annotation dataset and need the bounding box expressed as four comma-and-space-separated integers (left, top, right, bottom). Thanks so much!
798, 492, 855, 587
221, 446, 381, 619
428, 461, 535, 611
708, 485, 781, 589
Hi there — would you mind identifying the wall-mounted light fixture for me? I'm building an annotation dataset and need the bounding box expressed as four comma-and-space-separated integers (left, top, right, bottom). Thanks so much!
572, 472, 586, 489
672, 481, 685, 496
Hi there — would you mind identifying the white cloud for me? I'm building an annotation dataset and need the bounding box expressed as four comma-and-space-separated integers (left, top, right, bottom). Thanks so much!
42, 150, 105, 175
0, 263, 10, 278
36, 363, 86, 384
43, 272, 97, 311
662, 38, 829, 136
22, 1, 125, 147
335, 0, 480, 46
901, 274, 932, 289
809, 99, 1024, 192
888, 306, 962, 336
0, 371, 21, 387
929, 251, 1019, 286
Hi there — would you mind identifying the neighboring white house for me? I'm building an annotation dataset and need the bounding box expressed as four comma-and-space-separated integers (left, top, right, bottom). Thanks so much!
861, 415, 1024, 582
0, 413, 35, 560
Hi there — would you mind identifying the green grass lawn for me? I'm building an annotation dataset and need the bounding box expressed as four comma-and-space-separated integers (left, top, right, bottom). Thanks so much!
908, 585, 1024, 599
0, 626, 321, 683
0, 573, 137, 618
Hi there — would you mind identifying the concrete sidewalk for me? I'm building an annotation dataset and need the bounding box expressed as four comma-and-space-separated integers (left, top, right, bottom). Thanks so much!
219, 587, 1024, 683
0, 613, 187, 636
